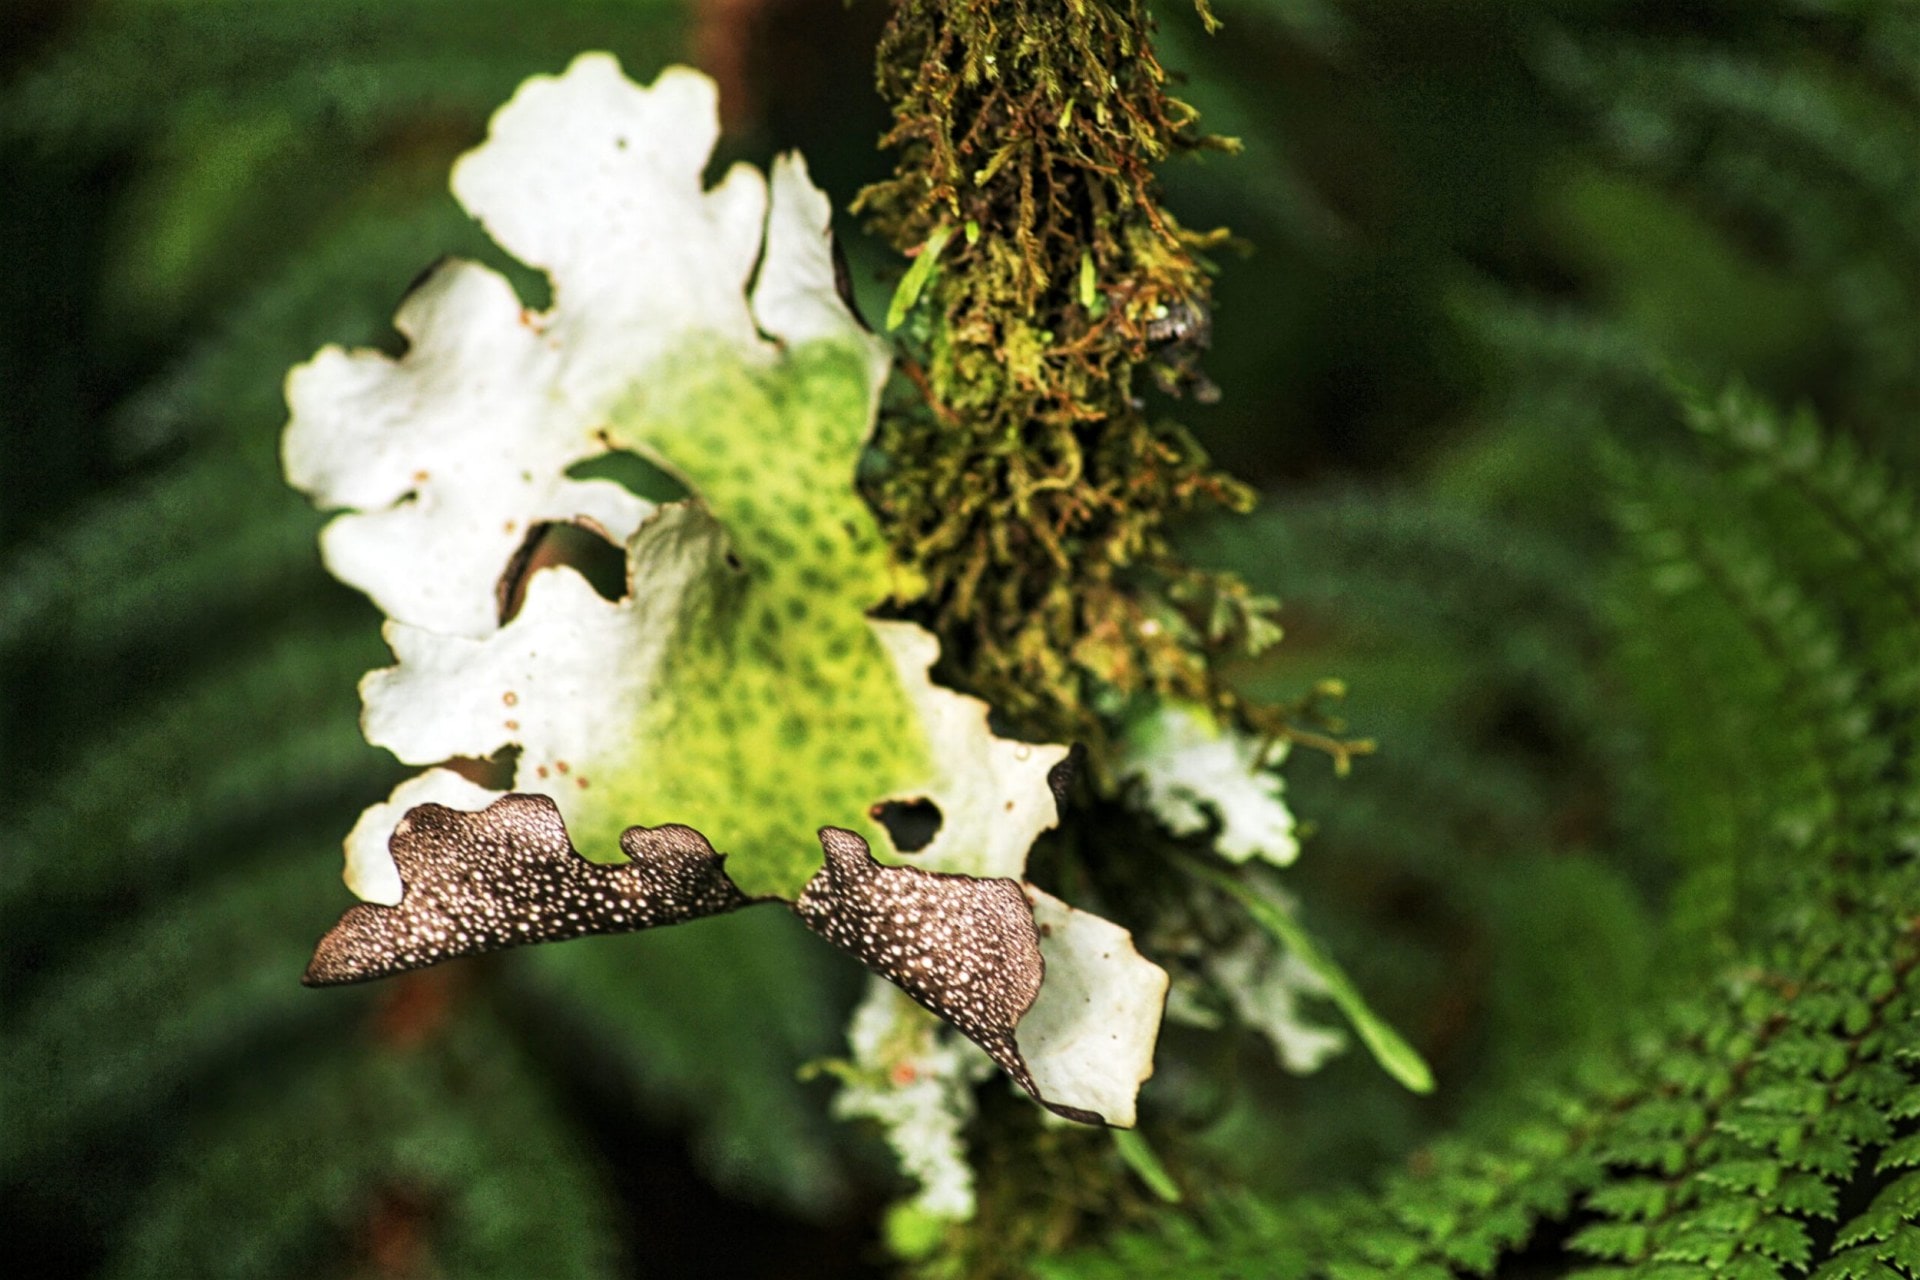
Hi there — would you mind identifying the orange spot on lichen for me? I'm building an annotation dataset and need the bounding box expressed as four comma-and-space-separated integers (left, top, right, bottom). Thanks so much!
536, 765, 550, 779
504, 719, 519, 731
503, 691, 519, 706
576, 776, 590, 789
412, 470, 430, 484
890, 1062, 919, 1086
555, 760, 571, 774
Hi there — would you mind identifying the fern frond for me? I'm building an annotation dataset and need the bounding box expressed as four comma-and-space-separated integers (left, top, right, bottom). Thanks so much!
1051, 862, 1918, 1279
0, 459, 303, 656
4, 0, 686, 148
2, 623, 383, 922
518, 909, 852, 1215
1618, 480, 1885, 850
105, 198, 492, 461
1541, 30, 1920, 427
105, 1012, 622, 1280
1682, 385, 1920, 739
1, 849, 350, 1176
1050, 390, 1920, 1279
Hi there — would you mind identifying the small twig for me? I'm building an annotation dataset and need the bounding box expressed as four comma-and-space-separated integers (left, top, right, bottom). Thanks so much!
897, 356, 961, 426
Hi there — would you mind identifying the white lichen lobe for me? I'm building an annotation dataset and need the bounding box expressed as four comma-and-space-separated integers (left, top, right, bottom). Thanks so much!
1122, 701, 1298, 866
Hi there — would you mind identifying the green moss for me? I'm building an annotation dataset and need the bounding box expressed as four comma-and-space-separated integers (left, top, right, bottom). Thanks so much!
858, 0, 1271, 744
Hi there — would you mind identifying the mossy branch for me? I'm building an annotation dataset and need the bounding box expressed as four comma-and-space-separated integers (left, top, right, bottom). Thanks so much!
859, 0, 1267, 741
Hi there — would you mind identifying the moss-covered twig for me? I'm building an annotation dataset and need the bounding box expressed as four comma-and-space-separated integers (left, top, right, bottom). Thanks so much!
860, 0, 1268, 742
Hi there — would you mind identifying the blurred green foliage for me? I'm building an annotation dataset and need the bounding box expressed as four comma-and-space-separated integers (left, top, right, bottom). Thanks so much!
3, 0, 1915, 1277
1059, 386, 1920, 1277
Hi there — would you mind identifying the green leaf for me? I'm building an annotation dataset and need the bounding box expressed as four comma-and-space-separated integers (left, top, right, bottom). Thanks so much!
1877, 1135, 1920, 1173
1746, 1214, 1813, 1267
1586, 1178, 1671, 1220
1773, 1170, 1839, 1219
1719, 1250, 1788, 1280
1113, 1127, 1183, 1203
1570, 1221, 1650, 1262
886, 223, 953, 331
1699, 1157, 1784, 1195
1185, 860, 1434, 1093
1809, 1246, 1903, 1280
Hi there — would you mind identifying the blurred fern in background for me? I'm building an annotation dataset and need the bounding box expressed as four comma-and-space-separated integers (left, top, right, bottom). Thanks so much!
1060, 388, 1920, 1277
4, 1, 1914, 1277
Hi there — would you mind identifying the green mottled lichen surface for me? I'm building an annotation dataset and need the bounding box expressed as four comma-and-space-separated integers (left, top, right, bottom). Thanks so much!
589, 337, 927, 900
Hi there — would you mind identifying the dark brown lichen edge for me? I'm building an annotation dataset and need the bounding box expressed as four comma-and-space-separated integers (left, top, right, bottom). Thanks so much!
304, 796, 1111, 1124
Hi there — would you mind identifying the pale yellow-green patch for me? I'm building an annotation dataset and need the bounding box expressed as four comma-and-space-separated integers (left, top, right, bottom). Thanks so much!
586, 337, 930, 898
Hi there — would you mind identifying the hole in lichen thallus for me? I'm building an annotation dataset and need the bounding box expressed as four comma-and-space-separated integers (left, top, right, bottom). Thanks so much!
871, 798, 943, 853
496, 522, 629, 624
441, 744, 521, 792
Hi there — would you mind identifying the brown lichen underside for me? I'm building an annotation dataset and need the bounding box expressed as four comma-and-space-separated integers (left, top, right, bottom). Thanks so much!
858, 0, 1271, 743
794, 827, 1108, 1126
303, 797, 751, 986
